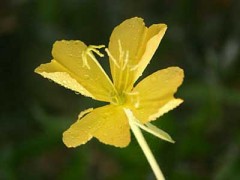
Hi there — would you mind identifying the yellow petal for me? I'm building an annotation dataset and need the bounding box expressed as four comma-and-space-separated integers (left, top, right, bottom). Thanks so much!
108, 17, 167, 92
127, 67, 184, 123
35, 60, 94, 98
35, 40, 116, 102
63, 105, 130, 148
136, 24, 167, 82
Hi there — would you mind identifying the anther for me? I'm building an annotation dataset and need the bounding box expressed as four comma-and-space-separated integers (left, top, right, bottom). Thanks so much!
118, 40, 124, 60
122, 50, 129, 70
105, 48, 120, 68
130, 64, 139, 71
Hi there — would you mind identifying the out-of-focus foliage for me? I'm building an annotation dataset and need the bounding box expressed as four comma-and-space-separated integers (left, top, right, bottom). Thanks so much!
0, 0, 239, 179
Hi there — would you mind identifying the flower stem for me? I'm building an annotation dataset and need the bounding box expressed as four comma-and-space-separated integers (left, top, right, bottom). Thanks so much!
124, 109, 165, 180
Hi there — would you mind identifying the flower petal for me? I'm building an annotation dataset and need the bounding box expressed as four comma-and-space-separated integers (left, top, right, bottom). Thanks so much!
127, 67, 184, 123
35, 40, 116, 102
35, 60, 94, 98
63, 105, 131, 148
108, 17, 167, 92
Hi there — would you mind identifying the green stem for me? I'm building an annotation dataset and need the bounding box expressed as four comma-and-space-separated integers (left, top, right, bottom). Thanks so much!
124, 109, 165, 180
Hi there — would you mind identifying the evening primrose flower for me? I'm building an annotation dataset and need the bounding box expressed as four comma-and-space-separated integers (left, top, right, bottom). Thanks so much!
35, 17, 184, 179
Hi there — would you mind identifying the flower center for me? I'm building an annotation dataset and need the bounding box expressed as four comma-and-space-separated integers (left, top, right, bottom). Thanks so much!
105, 40, 138, 94
110, 91, 126, 105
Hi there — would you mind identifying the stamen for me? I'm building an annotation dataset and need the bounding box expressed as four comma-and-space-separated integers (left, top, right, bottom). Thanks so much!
122, 50, 129, 70
105, 48, 120, 68
88, 45, 105, 57
89, 45, 105, 49
81, 52, 91, 69
87, 53, 98, 63
81, 45, 105, 69
125, 91, 139, 95
118, 40, 124, 60
130, 64, 139, 71
109, 92, 120, 105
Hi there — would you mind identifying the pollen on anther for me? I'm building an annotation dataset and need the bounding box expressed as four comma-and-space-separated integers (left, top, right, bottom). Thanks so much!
81, 52, 91, 69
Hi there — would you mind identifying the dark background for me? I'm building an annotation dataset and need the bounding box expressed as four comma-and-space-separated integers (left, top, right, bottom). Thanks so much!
1, 0, 240, 179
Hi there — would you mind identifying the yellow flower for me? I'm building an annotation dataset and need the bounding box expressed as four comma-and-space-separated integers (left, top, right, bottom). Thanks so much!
35, 17, 184, 148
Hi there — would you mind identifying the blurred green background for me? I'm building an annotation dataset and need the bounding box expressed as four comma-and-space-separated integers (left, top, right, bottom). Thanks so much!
1, 0, 240, 179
